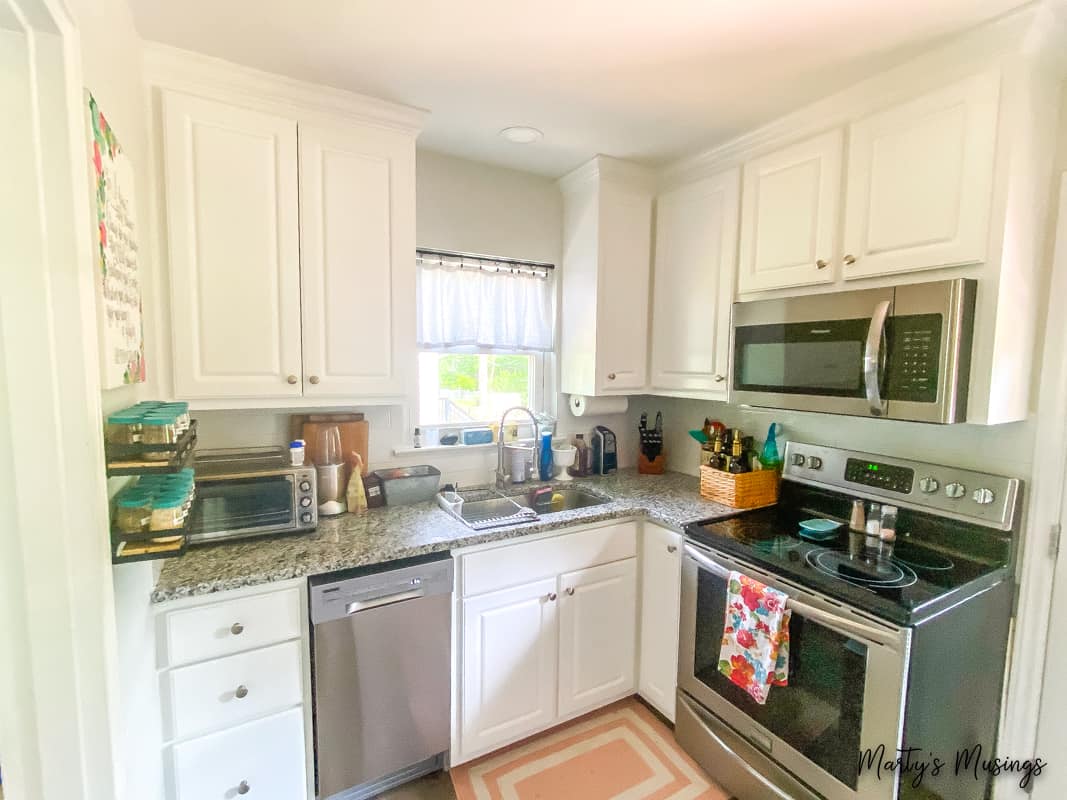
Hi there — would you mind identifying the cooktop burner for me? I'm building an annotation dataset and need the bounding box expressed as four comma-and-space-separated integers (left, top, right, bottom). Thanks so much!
890, 541, 956, 571
806, 548, 918, 589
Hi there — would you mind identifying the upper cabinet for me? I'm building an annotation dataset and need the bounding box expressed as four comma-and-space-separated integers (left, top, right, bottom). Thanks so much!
559, 157, 654, 396
157, 75, 422, 404
162, 94, 304, 399
841, 72, 999, 280
737, 130, 842, 293
649, 168, 740, 398
298, 121, 415, 398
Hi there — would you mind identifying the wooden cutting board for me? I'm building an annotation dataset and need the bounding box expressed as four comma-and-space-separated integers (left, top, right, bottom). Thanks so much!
289, 414, 369, 476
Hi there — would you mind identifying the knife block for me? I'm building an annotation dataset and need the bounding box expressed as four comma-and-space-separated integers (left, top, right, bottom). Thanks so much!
638, 452, 666, 474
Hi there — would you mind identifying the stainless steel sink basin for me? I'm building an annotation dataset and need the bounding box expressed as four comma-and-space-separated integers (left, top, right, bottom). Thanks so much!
436, 487, 610, 530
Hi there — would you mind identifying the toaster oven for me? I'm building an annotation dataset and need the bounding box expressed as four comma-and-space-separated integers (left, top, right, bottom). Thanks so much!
187, 447, 317, 544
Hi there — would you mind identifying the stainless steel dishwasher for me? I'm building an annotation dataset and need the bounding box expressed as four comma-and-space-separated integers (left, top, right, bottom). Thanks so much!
309, 552, 453, 800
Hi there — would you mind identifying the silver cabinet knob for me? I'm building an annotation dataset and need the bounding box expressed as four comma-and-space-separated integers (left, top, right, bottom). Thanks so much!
808, 456, 823, 470
565, 587, 575, 596
286, 375, 298, 385
843, 254, 857, 266
918, 476, 940, 494
945, 482, 966, 499
309, 375, 320, 385
546, 592, 557, 602
816, 259, 828, 269
235, 685, 249, 699
607, 373, 616, 381
230, 622, 244, 636
667, 544, 678, 553
973, 487, 996, 505
792, 454, 806, 467
714, 374, 726, 382
237, 781, 250, 795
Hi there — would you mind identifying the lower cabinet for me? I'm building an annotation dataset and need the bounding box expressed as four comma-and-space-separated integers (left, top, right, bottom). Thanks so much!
456, 521, 639, 762
558, 559, 637, 717
638, 524, 683, 722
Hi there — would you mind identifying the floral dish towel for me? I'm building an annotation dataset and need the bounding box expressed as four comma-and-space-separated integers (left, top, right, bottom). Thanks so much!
718, 570, 791, 704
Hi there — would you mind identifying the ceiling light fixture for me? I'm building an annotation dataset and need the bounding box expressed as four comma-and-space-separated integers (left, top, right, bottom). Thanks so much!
499, 125, 544, 144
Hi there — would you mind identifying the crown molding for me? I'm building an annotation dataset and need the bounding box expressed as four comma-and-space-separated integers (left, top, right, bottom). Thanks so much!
143, 42, 427, 135
558, 154, 656, 194
658, 4, 1045, 189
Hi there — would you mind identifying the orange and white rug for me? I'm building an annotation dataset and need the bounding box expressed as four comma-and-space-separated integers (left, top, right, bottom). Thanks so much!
451, 699, 729, 800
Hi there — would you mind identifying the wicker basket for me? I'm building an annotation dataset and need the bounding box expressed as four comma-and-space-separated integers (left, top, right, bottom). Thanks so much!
700, 465, 780, 509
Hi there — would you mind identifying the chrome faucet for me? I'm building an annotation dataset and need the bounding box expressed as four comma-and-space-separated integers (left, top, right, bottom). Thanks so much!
496, 406, 540, 489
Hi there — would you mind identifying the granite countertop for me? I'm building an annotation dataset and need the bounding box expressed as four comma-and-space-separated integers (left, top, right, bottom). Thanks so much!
151, 468, 739, 603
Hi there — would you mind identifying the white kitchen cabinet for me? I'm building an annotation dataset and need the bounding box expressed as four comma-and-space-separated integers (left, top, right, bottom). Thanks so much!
162, 92, 303, 399
637, 525, 682, 722
461, 578, 560, 756
559, 156, 654, 395
298, 121, 415, 398
650, 169, 740, 398
738, 129, 843, 293
841, 71, 1000, 280
557, 559, 637, 718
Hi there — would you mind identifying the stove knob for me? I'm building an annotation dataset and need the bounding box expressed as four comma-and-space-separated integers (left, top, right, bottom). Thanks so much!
299, 480, 312, 492
918, 476, 940, 494
973, 487, 996, 505
808, 456, 823, 470
300, 496, 312, 508
300, 512, 314, 524
945, 482, 966, 499
792, 454, 806, 467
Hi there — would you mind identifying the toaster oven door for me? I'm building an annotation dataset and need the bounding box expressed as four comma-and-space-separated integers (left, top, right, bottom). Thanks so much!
188, 475, 298, 543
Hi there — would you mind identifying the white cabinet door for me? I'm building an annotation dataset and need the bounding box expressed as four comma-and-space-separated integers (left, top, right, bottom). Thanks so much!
650, 169, 740, 397
298, 121, 415, 398
162, 92, 303, 399
638, 525, 682, 722
461, 578, 559, 757
557, 559, 637, 718
596, 186, 652, 392
169, 707, 307, 800
842, 71, 1000, 280
738, 129, 843, 293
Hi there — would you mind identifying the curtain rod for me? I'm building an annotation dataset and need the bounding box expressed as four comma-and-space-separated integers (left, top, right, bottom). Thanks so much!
416, 247, 555, 271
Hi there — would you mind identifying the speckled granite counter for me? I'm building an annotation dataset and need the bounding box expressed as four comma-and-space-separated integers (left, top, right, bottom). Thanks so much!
151, 469, 738, 603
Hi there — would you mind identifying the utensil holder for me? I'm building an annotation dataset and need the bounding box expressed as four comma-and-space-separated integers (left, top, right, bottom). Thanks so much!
699, 466, 779, 509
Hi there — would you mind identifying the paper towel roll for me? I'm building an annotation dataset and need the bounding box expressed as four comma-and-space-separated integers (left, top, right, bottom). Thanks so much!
569, 394, 629, 417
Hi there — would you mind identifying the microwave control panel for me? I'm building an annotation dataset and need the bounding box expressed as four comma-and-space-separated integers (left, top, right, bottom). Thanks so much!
886, 314, 942, 403
844, 458, 914, 494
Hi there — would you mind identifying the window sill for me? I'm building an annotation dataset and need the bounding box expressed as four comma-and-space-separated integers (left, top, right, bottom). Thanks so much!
392, 442, 498, 456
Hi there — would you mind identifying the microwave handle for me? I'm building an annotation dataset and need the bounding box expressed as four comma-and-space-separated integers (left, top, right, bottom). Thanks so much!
864, 300, 891, 416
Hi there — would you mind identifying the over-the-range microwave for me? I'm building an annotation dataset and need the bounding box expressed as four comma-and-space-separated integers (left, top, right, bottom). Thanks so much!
730, 278, 976, 423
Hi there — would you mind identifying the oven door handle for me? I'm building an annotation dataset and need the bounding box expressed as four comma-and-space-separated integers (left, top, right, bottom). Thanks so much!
864, 299, 891, 417
683, 544, 899, 647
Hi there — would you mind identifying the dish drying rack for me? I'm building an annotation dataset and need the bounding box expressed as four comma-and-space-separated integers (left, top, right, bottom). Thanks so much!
436, 490, 538, 530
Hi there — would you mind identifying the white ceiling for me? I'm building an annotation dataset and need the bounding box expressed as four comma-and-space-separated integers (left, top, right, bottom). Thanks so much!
129, 0, 1029, 177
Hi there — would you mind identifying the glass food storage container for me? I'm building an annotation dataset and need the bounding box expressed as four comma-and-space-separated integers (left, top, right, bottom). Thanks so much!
116, 493, 153, 534
106, 411, 144, 445
150, 493, 187, 531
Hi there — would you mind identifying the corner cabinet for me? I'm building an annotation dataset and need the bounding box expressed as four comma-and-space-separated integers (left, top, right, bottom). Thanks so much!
649, 169, 740, 398
160, 89, 420, 402
637, 525, 682, 722
559, 157, 654, 396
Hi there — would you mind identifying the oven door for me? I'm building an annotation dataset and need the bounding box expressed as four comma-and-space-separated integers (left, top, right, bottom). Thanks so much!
188, 475, 298, 543
678, 541, 910, 800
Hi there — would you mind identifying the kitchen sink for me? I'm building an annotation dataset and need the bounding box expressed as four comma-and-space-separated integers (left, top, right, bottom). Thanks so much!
436, 487, 610, 530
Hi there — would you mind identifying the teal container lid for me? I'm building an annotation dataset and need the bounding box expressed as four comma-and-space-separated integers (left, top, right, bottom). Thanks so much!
142, 413, 178, 425
117, 495, 152, 508
108, 411, 143, 424
153, 494, 185, 509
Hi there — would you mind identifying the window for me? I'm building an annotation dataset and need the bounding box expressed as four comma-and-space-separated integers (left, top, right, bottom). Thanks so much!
416, 250, 555, 427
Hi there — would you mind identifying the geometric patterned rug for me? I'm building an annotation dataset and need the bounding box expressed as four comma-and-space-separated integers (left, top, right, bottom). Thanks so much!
451, 698, 730, 800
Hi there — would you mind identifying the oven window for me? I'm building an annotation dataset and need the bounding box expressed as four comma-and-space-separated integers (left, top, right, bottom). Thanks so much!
693, 569, 866, 789
191, 476, 295, 533
734, 319, 869, 396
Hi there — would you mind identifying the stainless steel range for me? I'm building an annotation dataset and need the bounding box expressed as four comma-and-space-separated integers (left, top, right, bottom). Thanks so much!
677, 442, 1020, 800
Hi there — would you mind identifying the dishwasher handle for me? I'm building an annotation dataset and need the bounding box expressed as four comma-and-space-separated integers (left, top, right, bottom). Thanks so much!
345, 588, 425, 615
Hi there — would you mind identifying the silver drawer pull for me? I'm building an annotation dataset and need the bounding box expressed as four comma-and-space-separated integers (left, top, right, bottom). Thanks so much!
667, 544, 678, 553
237, 780, 250, 795
230, 622, 244, 636
565, 587, 575, 596
235, 685, 248, 699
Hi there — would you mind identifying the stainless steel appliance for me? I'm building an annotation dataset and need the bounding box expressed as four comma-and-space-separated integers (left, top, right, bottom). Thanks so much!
592, 425, 618, 475
677, 442, 1019, 800
309, 553, 453, 800
187, 447, 316, 544
731, 278, 977, 423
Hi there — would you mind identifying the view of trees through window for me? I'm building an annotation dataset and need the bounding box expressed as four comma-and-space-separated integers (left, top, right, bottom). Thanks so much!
418, 352, 534, 424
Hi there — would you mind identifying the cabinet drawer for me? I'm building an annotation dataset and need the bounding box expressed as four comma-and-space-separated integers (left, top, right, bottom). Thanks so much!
169, 707, 307, 800
161, 587, 302, 667
462, 522, 637, 597
163, 640, 305, 741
